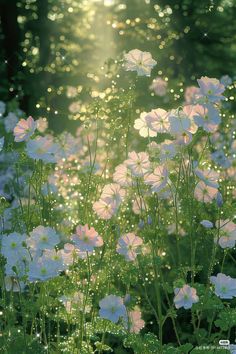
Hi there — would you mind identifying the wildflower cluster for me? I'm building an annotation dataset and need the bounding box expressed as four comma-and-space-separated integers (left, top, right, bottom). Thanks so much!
0, 49, 235, 353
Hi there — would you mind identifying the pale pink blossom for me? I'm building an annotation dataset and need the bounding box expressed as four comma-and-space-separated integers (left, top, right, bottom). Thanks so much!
194, 181, 218, 203
93, 197, 117, 220
184, 86, 200, 104
36, 117, 48, 133
14, 116, 37, 142
101, 183, 126, 204
116, 233, 143, 261
149, 77, 167, 96
145, 108, 170, 133
113, 163, 132, 187
132, 196, 146, 215
128, 309, 145, 333
174, 285, 199, 309
72, 224, 103, 252
182, 105, 199, 134
216, 220, 236, 249
144, 165, 168, 193
126, 151, 150, 177
123, 49, 157, 77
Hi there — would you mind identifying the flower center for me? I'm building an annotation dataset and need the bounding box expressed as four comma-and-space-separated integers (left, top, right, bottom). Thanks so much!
40, 235, 48, 242
10, 242, 17, 249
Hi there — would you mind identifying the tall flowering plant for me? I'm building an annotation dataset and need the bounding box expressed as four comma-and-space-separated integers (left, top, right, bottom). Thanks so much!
0, 49, 235, 353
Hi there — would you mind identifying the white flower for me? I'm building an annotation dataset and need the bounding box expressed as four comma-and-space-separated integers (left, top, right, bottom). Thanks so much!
193, 104, 221, 133
126, 151, 150, 177
159, 140, 177, 161
13, 116, 37, 142
197, 76, 225, 102
4, 112, 19, 132
1, 232, 27, 261
174, 284, 199, 309
27, 225, 60, 252
220, 75, 232, 87
145, 108, 170, 133
1, 233, 29, 277
210, 273, 236, 299
168, 109, 191, 136
123, 49, 157, 76
99, 295, 126, 323
134, 112, 157, 138
28, 253, 62, 281
26, 136, 59, 163
144, 165, 168, 193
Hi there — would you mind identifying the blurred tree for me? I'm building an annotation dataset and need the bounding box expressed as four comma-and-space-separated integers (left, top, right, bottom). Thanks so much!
0, 0, 21, 99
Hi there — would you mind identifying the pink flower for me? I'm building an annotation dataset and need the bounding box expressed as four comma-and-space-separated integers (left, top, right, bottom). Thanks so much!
117, 233, 143, 261
72, 224, 103, 252
184, 86, 200, 104
113, 163, 132, 187
101, 183, 126, 204
93, 197, 117, 220
144, 165, 168, 193
126, 151, 150, 177
132, 196, 146, 215
149, 77, 167, 96
216, 220, 236, 249
194, 181, 218, 203
128, 309, 145, 333
182, 105, 199, 134
36, 117, 48, 133
13, 116, 37, 142
59, 243, 77, 266
145, 108, 170, 133
174, 285, 199, 309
